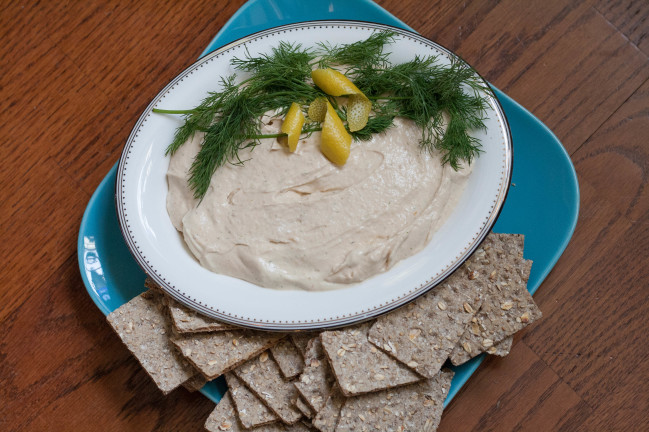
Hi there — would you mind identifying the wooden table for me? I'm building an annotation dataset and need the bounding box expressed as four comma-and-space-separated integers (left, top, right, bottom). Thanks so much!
1, 1, 647, 430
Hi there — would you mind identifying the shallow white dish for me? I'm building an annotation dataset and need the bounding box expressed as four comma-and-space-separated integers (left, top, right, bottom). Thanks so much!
116, 21, 512, 330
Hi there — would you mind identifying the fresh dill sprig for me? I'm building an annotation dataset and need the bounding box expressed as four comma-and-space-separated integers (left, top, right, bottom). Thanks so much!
317, 31, 395, 69
154, 31, 492, 199
160, 43, 320, 199
349, 55, 491, 169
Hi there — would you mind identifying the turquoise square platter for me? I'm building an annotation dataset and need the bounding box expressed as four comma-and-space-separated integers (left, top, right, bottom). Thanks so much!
78, 0, 579, 409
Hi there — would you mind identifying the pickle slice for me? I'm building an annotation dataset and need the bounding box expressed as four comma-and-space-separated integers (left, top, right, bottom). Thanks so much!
346, 94, 372, 132
311, 68, 371, 133
308, 97, 327, 122
280, 102, 305, 152
321, 102, 351, 165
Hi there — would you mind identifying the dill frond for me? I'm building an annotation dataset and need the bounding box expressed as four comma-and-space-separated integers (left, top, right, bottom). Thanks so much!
317, 30, 396, 69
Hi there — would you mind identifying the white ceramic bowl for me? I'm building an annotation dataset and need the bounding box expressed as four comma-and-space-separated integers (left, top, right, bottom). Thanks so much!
116, 21, 512, 330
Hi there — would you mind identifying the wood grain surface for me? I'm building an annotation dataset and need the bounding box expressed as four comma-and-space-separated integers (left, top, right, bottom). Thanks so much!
1, 0, 647, 430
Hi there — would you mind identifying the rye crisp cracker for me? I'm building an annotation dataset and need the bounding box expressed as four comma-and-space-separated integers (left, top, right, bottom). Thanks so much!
291, 333, 318, 357
366, 234, 526, 378
295, 338, 335, 413
171, 329, 283, 379
285, 422, 316, 432
271, 338, 305, 379
312, 385, 345, 432
205, 392, 288, 432
145, 277, 233, 334
106, 290, 195, 394
233, 353, 303, 424
449, 252, 541, 366
182, 373, 208, 392
334, 368, 454, 432
166, 295, 235, 334
226, 371, 279, 428
295, 396, 314, 419
320, 322, 421, 396
491, 336, 514, 357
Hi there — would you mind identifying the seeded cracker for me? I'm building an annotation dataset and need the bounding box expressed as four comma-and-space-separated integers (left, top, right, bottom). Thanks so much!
205, 392, 287, 432
271, 338, 305, 379
321, 322, 421, 396
366, 230, 494, 378
167, 295, 235, 334
226, 372, 279, 428
233, 353, 303, 424
295, 396, 314, 419
449, 253, 541, 365
312, 385, 345, 432
295, 338, 335, 413
334, 368, 454, 432
144, 277, 235, 334
182, 373, 208, 392
291, 333, 318, 357
171, 329, 283, 379
490, 335, 514, 356
106, 290, 195, 394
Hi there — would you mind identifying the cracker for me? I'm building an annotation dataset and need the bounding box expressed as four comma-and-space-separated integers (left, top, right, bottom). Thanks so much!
205, 392, 242, 432
366, 234, 525, 378
143, 277, 163, 292
320, 322, 421, 396
144, 277, 233, 334
233, 353, 303, 424
182, 373, 208, 392
271, 338, 305, 379
295, 338, 335, 413
295, 396, 314, 419
106, 290, 195, 394
290, 332, 318, 357
490, 335, 514, 357
334, 368, 454, 432
167, 295, 235, 334
312, 386, 345, 432
205, 392, 287, 432
285, 422, 315, 432
226, 372, 279, 428
449, 254, 541, 366
171, 329, 283, 379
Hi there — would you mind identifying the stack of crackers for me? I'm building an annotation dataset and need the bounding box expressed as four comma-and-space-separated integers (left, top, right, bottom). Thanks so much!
107, 233, 542, 431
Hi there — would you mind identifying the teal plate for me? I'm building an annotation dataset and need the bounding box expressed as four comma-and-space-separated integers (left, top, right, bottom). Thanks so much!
78, 0, 579, 409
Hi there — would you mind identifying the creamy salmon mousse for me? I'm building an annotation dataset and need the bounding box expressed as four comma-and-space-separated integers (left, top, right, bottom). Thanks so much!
166, 117, 473, 291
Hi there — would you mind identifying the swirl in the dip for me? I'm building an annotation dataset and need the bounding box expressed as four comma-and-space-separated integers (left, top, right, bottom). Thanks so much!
166, 117, 472, 291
